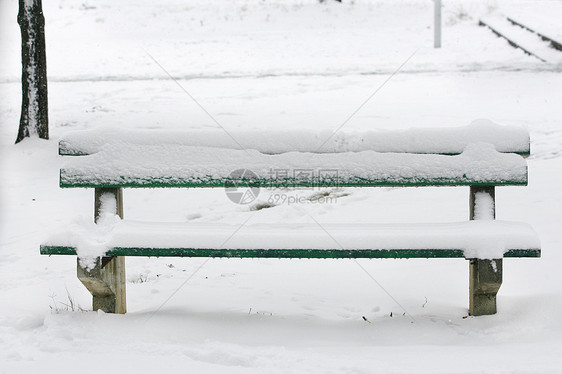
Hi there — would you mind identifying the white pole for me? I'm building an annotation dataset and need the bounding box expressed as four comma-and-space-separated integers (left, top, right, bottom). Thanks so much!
434, 0, 442, 48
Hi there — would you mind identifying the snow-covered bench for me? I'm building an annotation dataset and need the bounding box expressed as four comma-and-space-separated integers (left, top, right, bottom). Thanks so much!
41, 120, 541, 316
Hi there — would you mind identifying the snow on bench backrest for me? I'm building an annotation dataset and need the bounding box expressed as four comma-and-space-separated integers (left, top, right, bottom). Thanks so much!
59, 119, 530, 156
60, 142, 528, 188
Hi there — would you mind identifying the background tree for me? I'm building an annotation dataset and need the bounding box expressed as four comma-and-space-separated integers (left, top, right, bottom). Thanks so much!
16, 0, 48, 144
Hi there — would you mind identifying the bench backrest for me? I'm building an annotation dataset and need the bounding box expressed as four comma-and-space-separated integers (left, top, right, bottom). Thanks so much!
58, 120, 530, 189
60, 120, 530, 156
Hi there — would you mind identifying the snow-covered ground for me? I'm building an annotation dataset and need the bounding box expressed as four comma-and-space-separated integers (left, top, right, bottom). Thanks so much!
1, 0, 561, 373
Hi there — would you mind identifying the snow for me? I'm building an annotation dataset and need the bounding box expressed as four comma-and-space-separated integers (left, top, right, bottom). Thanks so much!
501, 2, 562, 42
44, 220, 540, 260
60, 141, 528, 187
480, 15, 562, 64
1, 0, 562, 373
24, 65, 39, 137
472, 191, 495, 220
65, 192, 122, 269
59, 119, 530, 155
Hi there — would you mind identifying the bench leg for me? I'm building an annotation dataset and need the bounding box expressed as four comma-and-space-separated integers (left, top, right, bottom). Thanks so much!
77, 256, 127, 314
77, 187, 127, 314
469, 258, 502, 316
468, 186, 502, 316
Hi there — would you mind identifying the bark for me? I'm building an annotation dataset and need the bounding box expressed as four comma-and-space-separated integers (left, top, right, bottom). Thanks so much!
16, 0, 48, 144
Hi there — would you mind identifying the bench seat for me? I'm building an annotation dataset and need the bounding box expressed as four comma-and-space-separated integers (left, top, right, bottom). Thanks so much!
41, 220, 540, 259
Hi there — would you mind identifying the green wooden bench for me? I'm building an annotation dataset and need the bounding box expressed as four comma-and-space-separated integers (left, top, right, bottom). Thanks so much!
41, 121, 541, 316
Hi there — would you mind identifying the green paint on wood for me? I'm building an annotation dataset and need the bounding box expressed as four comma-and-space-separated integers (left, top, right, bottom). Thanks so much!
59, 172, 528, 189
40, 245, 541, 259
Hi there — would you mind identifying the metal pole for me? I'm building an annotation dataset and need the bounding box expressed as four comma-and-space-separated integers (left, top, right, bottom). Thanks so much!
434, 0, 442, 48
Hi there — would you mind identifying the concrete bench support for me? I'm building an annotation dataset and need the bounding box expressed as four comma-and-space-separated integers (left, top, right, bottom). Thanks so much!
469, 258, 503, 316
77, 188, 127, 314
469, 186, 502, 316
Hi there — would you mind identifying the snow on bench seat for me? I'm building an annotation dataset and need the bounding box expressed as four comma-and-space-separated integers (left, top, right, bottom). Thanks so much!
41, 220, 541, 260
60, 142, 528, 188
59, 120, 530, 156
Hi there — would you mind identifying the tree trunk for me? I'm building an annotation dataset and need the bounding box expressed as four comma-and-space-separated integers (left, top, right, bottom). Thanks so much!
16, 0, 48, 144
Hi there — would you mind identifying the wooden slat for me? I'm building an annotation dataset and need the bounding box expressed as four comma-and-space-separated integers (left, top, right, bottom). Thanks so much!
59, 173, 528, 188
59, 141, 529, 188
40, 246, 541, 258
58, 123, 531, 157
